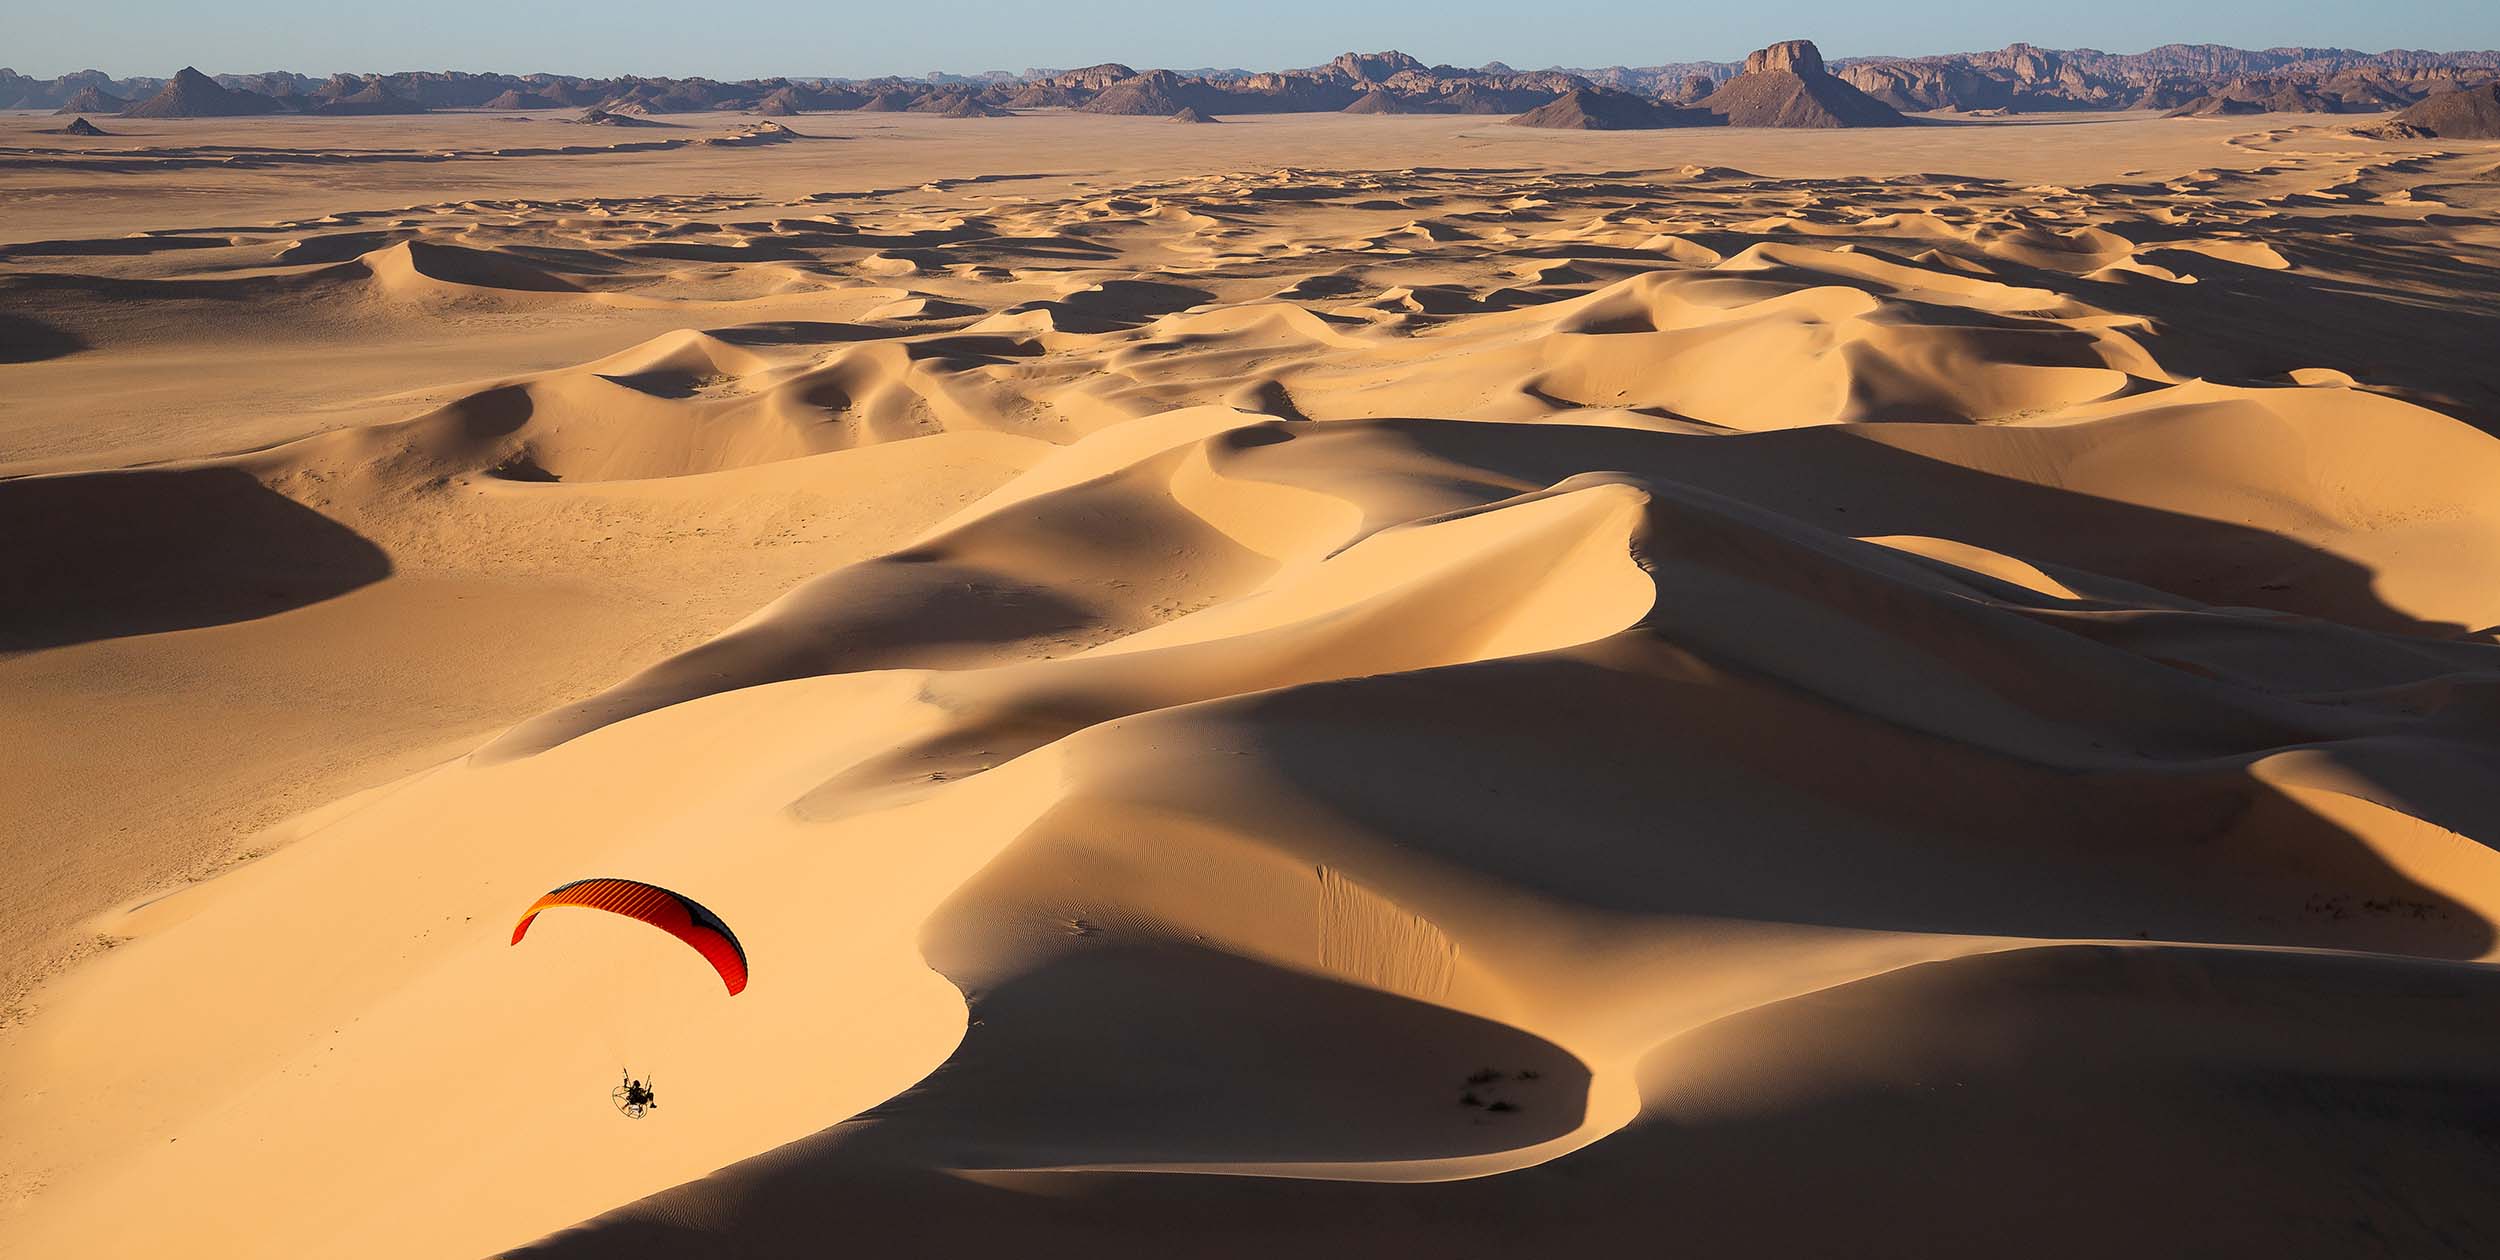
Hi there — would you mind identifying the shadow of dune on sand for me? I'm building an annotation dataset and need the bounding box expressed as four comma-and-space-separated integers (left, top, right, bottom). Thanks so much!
0, 234, 233, 260
0, 467, 390, 651
1000, 281, 1216, 333
1346, 415, 2483, 639
510, 943, 1592, 1258
857, 943, 1589, 1167
478, 560, 1104, 761
702, 320, 907, 348
1207, 656, 2497, 958
0, 312, 89, 363
2008, 243, 2500, 430
506, 946, 2500, 1260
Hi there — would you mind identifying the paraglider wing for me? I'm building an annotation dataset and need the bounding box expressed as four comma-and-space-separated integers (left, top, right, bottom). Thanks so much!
510, 878, 748, 995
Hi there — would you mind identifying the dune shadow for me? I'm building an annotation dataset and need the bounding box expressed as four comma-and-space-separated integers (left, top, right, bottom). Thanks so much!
0, 467, 391, 651
480, 560, 1102, 760
705, 321, 902, 347
1369, 417, 2472, 638
903, 334, 1046, 365
855, 942, 1589, 1167
272, 230, 406, 264
1222, 657, 2495, 959
0, 234, 230, 260
507, 947, 2500, 1260
1988, 238, 2500, 429
1001, 280, 1216, 333
506, 943, 1588, 1257
595, 370, 706, 398
0, 312, 89, 363
1548, 944, 2500, 1257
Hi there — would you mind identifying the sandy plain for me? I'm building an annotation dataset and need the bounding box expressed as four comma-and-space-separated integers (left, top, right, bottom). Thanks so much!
4, 106, 2500, 1258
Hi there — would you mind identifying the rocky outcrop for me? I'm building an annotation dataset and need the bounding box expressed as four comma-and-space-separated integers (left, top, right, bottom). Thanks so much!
597, 77, 752, 114
1437, 83, 1527, 114
1037, 63, 1137, 93
1083, 69, 1220, 115
1004, 82, 1089, 108
857, 89, 923, 112
907, 88, 982, 113
1217, 71, 1362, 113
1839, 61, 2014, 111
2166, 77, 2337, 117
313, 79, 429, 115
1704, 40, 1906, 127
748, 87, 806, 115
937, 97, 1010, 118
2388, 82, 2500, 137
1511, 88, 1708, 131
122, 66, 286, 117
1342, 89, 1417, 115
1839, 42, 2498, 113
2165, 67, 2457, 119
1746, 40, 1824, 76
482, 88, 563, 110
1329, 50, 1429, 84
570, 108, 661, 127
53, 84, 127, 114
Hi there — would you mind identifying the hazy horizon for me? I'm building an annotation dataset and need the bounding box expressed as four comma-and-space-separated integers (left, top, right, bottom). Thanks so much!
10, 0, 2499, 81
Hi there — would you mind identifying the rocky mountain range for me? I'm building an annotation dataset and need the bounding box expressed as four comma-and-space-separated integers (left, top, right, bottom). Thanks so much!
1834, 42, 2500, 113
1507, 41, 1905, 131
2373, 81, 2500, 138
7, 40, 2496, 123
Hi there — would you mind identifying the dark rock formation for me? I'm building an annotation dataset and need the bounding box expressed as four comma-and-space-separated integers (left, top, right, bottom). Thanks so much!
1512, 88, 1705, 130
751, 86, 815, 115
481, 88, 563, 110
54, 84, 127, 114
1083, 69, 1217, 115
122, 66, 285, 117
313, 80, 428, 115
1343, 89, 1417, 115
1329, 50, 1429, 84
1839, 42, 2498, 114
858, 89, 924, 112
936, 96, 1011, 118
2390, 82, 2500, 137
21, 46, 2498, 128
1437, 83, 1524, 114
1004, 82, 1089, 108
1704, 40, 1906, 127
571, 108, 662, 127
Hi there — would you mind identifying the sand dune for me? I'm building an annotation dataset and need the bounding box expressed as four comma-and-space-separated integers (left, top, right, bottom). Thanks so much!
2, 107, 2499, 1258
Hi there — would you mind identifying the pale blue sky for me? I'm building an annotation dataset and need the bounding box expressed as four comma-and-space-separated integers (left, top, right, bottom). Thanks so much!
11, 0, 2498, 80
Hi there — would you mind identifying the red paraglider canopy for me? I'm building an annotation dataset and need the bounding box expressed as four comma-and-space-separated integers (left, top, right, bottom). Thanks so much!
510, 878, 748, 995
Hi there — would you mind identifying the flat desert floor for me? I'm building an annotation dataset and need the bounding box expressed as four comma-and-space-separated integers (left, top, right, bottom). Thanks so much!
4, 108, 2500, 1259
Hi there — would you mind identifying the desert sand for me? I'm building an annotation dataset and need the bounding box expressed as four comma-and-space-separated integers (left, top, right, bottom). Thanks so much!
4, 104, 2500, 1258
